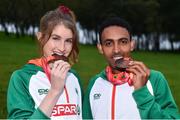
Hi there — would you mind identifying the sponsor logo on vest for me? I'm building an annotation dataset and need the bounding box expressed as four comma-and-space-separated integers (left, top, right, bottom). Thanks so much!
94, 93, 101, 100
38, 89, 48, 95
52, 104, 80, 116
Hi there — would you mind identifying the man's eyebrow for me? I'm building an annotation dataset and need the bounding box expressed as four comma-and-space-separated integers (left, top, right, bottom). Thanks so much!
103, 37, 129, 42
119, 37, 129, 40
103, 39, 113, 42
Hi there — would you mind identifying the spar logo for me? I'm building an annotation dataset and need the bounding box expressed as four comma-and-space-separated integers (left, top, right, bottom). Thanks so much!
51, 104, 80, 116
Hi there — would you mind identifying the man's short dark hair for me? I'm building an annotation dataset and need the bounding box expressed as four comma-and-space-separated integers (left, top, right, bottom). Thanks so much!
98, 17, 132, 43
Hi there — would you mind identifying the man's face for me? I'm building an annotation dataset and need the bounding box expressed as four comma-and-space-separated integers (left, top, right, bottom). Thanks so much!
97, 26, 134, 69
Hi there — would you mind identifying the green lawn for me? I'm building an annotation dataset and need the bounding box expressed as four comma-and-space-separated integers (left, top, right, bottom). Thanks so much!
0, 33, 180, 118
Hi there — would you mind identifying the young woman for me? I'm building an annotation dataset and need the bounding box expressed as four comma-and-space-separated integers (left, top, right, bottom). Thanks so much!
7, 5, 83, 119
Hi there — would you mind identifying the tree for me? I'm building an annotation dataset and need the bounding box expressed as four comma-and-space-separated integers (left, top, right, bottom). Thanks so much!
157, 0, 180, 51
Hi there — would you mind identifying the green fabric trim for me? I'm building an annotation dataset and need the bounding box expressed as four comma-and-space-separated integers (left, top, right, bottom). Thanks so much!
7, 64, 47, 119
69, 69, 84, 98
30, 107, 50, 119
82, 75, 100, 119
69, 68, 84, 117
98, 69, 107, 81
133, 85, 154, 106
132, 70, 180, 119
23, 64, 43, 72
7, 69, 36, 119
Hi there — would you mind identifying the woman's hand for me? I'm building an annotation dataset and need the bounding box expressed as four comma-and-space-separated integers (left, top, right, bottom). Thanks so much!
126, 61, 150, 90
50, 60, 71, 94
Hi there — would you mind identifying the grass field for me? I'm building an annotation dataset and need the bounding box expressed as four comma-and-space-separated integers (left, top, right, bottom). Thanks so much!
0, 33, 180, 118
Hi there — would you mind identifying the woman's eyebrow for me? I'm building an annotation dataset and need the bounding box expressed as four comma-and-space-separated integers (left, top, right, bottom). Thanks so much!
51, 34, 61, 37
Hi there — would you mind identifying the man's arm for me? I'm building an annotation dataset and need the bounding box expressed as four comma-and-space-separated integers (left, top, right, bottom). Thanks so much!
133, 70, 180, 119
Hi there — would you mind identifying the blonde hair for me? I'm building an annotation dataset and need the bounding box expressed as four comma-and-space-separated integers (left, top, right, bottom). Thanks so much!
38, 5, 79, 65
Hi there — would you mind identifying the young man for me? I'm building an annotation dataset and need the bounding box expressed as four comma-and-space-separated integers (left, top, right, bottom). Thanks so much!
83, 17, 180, 119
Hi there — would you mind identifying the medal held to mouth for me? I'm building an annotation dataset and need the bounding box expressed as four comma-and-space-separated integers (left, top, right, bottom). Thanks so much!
106, 57, 133, 86
42, 54, 69, 81
47, 53, 69, 64
114, 57, 132, 71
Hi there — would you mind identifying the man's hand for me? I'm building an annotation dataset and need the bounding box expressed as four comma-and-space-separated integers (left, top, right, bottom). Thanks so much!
126, 61, 150, 90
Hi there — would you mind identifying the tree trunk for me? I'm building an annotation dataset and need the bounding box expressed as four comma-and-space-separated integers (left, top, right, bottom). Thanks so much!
1, 20, 9, 36
145, 34, 149, 51
136, 34, 140, 50
154, 32, 160, 51
15, 23, 20, 38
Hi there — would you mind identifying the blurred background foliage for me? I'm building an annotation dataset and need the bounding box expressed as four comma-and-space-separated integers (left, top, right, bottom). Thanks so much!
0, 0, 180, 118
0, 0, 180, 51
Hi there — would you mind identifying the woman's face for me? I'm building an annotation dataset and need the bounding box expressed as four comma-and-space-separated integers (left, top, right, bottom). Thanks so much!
43, 24, 73, 57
